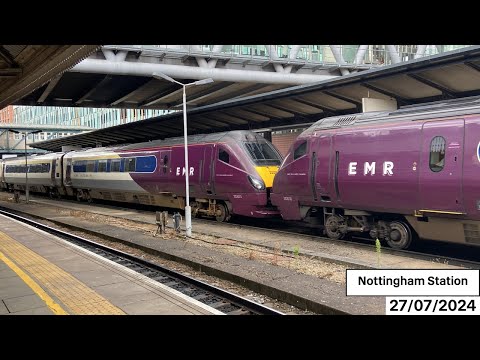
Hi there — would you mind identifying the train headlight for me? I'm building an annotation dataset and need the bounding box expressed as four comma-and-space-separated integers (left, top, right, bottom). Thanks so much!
248, 175, 265, 190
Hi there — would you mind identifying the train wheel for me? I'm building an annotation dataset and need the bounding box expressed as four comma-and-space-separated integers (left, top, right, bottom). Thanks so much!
325, 215, 345, 240
386, 221, 412, 250
215, 203, 230, 222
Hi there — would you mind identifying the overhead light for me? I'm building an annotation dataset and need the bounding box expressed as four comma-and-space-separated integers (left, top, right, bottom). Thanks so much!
193, 78, 214, 86
152, 72, 180, 85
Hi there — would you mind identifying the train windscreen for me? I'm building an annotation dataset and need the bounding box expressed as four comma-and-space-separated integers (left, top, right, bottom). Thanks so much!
244, 141, 282, 166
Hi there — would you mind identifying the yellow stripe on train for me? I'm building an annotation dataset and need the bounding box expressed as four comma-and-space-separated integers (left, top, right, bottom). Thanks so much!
255, 166, 279, 188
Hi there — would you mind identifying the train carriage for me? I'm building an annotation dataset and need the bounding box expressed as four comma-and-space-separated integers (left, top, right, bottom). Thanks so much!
272, 97, 480, 249
2, 153, 62, 196
63, 130, 282, 221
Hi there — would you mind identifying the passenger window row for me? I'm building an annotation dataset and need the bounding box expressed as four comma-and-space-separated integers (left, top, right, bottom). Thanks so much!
72, 156, 156, 173
5, 163, 51, 173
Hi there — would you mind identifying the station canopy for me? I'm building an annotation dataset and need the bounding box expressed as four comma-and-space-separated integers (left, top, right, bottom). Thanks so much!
32, 45, 480, 152
0, 45, 101, 110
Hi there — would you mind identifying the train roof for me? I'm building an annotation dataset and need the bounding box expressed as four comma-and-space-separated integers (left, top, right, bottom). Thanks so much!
1, 152, 63, 163
123, 130, 267, 149
75, 130, 268, 153
301, 95, 480, 136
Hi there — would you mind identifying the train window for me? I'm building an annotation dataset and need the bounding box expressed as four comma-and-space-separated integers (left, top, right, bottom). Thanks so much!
111, 160, 121, 172
293, 141, 307, 160
429, 136, 446, 172
73, 160, 87, 173
135, 156, 156, 172
244, 141, 282, 166
98, 161, 107, 172
219, 149, 230, 164
86, 161, 95, 173
125, 158, 136, 172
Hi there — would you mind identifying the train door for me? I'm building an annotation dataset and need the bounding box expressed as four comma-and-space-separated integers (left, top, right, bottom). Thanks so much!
159, 150, 171, 176
419, 119, 464, 213
58, 156, 64, 183
309, 137, 319, 201
0, 162, 4, 188
65, 158, 72, 186
51, 159, 56, 187
312, 136, 332, 202
201, 145, 215, 194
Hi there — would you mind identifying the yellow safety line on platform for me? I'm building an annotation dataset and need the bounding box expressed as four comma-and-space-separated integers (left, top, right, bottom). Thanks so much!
0, 231, 125, 315
0, 250, 68, 315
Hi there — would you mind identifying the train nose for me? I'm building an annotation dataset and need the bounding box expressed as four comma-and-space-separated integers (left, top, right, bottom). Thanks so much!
255, 166, 279, 188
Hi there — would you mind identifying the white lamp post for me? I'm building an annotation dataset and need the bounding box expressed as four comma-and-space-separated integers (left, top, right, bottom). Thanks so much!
8, 129, 42, 203
152, 72, 214, 237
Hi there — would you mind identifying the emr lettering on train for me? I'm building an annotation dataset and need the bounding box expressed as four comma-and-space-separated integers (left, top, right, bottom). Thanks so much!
348, 161, 394, 176
176, 167, 195, 176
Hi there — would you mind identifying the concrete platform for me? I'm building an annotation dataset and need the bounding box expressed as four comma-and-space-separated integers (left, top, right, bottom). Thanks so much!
0, 195, 465, 315
0, 213, 219, 315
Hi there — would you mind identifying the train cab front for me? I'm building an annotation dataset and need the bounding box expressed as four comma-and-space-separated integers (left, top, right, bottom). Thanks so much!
235, 137, 283, 218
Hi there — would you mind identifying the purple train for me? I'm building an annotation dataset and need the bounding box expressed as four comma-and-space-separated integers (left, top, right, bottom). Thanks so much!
0, 131, 282, 221
271, 97, 480, 249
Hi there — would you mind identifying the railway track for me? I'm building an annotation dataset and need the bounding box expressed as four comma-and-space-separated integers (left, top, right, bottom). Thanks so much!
2, 193, 480, 268
40, 195, 480, 266
198, 216, 480, 269
0, 207, 284, 315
